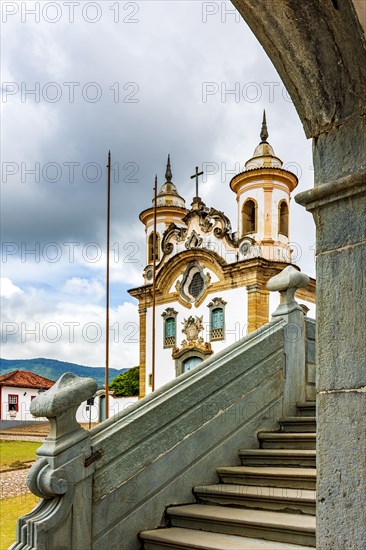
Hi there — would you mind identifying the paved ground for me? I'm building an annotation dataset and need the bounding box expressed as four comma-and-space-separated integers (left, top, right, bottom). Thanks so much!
0, 420, 42, 430
0, 468, 30, 499
0, 434, 45, 442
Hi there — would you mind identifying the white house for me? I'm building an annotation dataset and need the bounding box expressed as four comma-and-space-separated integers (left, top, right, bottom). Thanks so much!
0, 370, 54, 421
0, 369, 138, 423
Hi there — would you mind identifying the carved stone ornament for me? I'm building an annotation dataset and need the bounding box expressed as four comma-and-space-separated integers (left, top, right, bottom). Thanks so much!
161, 224, 187, 255
172, 315, 212, 359
162, 307, 178, 318
182, 315, 204, 342
145, 267, 153, 281
267, 265, 310, 316
207, 297, 227, 309
185, 230, 203, 250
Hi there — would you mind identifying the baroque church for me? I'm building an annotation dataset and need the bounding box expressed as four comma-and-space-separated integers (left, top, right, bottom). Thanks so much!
129, 113, 316, 398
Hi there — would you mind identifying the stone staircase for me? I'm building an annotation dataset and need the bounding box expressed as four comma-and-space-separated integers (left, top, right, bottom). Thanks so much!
140, 401, 316, 549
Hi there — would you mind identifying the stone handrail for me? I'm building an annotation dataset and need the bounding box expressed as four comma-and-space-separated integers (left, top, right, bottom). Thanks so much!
267, 265, 310, 415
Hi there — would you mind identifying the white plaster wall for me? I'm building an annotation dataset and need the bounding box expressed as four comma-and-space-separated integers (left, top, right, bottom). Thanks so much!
145, 286, 249, 393
272, 187, 291, 242
1, 386, 48, 421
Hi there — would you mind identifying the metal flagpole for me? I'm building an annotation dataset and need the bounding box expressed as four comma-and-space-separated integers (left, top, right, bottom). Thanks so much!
151, 175, 158, 391
105, 151, 111, 420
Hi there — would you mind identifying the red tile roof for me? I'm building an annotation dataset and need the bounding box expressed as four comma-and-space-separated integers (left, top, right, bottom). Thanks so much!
0, 370, 54, 389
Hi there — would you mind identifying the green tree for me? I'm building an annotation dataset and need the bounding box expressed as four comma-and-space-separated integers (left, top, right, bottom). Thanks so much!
109, 366, 139, 397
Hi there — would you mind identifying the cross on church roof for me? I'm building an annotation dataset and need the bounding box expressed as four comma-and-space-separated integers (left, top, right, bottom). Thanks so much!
190, 166, 204, 199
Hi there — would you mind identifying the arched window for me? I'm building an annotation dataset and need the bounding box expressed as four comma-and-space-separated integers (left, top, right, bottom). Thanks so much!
148, 232, 160, 263
162, 308, 178, 348
278, 201, 289, 237
242, 199, 257, 235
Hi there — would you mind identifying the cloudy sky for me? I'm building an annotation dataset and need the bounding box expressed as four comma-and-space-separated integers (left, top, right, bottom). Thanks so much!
1, 1, 316, 370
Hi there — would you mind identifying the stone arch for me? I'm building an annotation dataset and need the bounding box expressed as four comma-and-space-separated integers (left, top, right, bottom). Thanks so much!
230, 2, 365, 547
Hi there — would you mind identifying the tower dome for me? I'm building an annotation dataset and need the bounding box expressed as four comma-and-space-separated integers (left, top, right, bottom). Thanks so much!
245, 111, 283, 170
139, 155, 188, 274
154, 155, 186, 209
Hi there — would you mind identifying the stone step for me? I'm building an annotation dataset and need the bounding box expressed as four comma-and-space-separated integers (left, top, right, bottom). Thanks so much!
217, 466, 316, 490
239, 449, 316, 468
258, 432, 316, 450
194, 484, 316, 515
167, 505, 316, 547
279, 417, 317, 433
296, 402, 316, 417
140, 527, 315, 549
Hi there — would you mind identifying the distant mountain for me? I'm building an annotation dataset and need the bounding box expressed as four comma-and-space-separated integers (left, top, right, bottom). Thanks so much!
0, 358, 129, 388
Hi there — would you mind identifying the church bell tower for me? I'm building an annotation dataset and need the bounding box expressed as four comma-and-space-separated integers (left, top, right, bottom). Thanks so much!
230, 111, 298, 263
139, 155, 188, 283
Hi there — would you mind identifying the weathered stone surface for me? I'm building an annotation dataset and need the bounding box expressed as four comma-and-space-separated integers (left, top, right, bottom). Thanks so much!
317, 392, 366, 548
89, 322, 286, 550
11, 373, 98, 550
231, 0, 366, 139
316, 245, 365, 391
305, 319, 316, 402
267, 267, 309, 415
296, 174, 366, 252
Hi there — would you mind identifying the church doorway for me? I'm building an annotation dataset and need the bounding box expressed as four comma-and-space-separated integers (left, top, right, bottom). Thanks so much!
182, 356, 203, 373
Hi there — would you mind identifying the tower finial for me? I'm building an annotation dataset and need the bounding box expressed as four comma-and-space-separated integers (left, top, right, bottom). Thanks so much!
260, 110, 268, 142
165, 154, 172, 182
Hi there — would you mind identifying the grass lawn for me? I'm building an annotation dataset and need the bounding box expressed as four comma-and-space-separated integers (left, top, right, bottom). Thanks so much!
0, 494, 39, 549
0, 441, 39, 470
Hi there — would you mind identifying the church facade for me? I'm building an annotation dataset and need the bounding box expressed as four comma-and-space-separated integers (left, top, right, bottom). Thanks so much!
129, 113, 316, 398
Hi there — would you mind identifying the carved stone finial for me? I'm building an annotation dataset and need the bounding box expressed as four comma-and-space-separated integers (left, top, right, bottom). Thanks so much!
260, 109, 269, 143
165, 154, 172, 182
29, 373, 97, 471
267, 265, 309, 316
31, 372, 97, 419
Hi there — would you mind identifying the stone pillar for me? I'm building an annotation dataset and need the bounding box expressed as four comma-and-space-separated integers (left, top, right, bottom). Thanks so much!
267, 265, 309, 416
247, 283, 269, 333
11, 373, 98, 550
139, 304, 147, 399
297, 169, 366, 549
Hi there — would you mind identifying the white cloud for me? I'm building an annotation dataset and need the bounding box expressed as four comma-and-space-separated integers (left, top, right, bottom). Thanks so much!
0, 278, 24, 298
1, 278, 139, 369
62, 277, 105, 301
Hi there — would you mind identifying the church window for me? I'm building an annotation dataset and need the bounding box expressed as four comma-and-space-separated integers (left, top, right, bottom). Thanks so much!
164, 317, 176, 347
189, 272, 204, 299
162, 308, 178, 347
180, 262, 207, 303
208, 297, 227, 341
278, 201, 289, 237
242, 199, 257, 235
211, 308, 224, 340
148, 232, 160, 263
